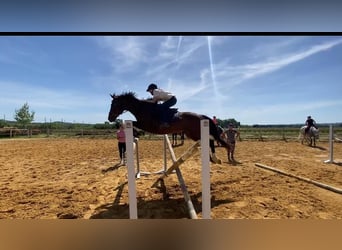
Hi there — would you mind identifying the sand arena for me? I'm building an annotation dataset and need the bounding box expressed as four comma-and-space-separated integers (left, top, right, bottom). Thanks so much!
0, 137, 341, 219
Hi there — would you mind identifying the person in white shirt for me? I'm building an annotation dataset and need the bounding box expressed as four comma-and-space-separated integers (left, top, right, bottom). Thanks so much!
146, 83, 177, 127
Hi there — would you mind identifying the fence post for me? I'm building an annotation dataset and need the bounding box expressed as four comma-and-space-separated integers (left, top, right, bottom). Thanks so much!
324, 125, 334, 164
124, 120, 138, 219
201, 119, 211, 219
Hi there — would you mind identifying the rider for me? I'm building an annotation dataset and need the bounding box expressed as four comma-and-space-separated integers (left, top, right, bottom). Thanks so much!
305, 115, 318, 134
146, 83, 177, 127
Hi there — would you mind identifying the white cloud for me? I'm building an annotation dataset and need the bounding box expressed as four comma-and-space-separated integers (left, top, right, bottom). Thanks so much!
148, 37, 206, 75
0, 80, 109, 122
98, 36, 148, 72
200, 38, 342, 93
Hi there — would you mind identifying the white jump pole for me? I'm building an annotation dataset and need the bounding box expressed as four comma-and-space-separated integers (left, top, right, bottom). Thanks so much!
200, 119, 211, 219
324, 125, 334, 164
135, 137, 152, 178
124, 120, 138, 219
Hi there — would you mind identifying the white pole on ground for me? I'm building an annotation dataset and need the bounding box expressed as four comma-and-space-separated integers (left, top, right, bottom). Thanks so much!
324, 125, 334, 164
124, 120, 138, 219
200, 119, 211, 219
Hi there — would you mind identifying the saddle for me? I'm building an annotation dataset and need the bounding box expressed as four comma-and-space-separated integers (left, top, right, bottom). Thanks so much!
152, 105, 179, 123
165, 108, 179, 122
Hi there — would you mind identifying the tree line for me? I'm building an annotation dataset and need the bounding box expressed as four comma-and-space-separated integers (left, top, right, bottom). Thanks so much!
4, 102, 339, 130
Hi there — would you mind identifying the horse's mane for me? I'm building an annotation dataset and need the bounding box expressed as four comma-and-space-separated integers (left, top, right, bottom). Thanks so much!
112, 91, 156, 106
113, 91, 137, 99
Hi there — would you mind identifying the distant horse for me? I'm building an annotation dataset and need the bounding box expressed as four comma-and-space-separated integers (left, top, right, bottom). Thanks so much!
108, 92, 228, 163
299, 126, 319, 147
172, 132, 185, 147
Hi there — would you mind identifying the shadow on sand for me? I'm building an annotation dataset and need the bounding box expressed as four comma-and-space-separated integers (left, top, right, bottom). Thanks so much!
101, 162, 125, 174
88, 180, 235, 219
312, 145, 327, 151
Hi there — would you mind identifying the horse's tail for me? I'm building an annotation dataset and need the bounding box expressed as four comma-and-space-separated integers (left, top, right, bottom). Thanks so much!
203, 115, 228, 148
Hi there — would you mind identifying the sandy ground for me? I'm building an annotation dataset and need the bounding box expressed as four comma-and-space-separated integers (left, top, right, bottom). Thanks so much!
0, 137, 341, 219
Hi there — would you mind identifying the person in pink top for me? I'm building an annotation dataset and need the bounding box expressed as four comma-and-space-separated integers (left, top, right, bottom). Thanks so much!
116, 123, 126, 164
213, 116, 218, 126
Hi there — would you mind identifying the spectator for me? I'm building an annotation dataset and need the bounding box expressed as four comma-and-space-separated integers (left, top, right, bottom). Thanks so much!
213, 116, 218, 126
222, 123, 240, 163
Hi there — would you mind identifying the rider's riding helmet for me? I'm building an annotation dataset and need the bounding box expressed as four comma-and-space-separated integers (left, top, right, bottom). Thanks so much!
307, 116, 311, 119
146, 83, 158, 92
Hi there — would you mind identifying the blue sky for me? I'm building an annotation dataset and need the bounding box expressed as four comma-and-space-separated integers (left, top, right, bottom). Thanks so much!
1, 36, 341, 125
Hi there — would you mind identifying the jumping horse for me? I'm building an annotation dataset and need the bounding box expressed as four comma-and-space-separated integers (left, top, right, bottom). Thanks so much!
299, 125, 319, 147
108, 92, 228, 163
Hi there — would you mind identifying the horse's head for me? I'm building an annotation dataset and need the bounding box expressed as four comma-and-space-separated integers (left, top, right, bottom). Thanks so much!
108, 92, 138, 122
108, 94, 125, 122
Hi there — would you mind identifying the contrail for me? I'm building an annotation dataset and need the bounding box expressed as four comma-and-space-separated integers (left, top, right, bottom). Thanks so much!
176, 36, 182, 61
167, 36, 183, 90
207, 36, 219, 97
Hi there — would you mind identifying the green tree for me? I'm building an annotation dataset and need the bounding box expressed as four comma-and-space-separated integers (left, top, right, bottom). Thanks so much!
0, 119, 6, 128
217, 118, 240, 128
14, 102, 35, 128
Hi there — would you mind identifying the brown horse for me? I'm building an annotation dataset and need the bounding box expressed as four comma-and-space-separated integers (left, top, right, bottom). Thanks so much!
108, 92, 228, 163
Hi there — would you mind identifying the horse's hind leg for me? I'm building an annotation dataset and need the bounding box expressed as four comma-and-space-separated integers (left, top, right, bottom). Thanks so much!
172, 134, 176, 146
209, 140, 222, 164
180, 133, 184, 145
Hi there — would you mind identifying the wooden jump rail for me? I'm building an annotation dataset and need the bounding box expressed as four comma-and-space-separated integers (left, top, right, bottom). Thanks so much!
255, 163, 342, 195
153, 140, 200, 181
152, 136, 200, 219
133, 134, 200, 219
124, 119, 211, 219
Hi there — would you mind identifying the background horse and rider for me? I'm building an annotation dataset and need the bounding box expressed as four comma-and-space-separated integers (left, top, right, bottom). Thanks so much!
299, 125, 319, 147
108, 92, 228, 163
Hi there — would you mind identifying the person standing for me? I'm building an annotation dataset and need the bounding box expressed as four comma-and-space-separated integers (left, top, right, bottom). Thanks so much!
222, 123, 240, 163
213, 116, 218, 126
116, 124, 126, 164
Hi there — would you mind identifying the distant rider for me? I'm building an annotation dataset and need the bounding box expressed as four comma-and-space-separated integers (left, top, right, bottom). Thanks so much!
305, 115, 317, 134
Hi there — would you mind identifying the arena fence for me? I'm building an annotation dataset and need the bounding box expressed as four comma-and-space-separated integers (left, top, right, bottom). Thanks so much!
1, 126, 341, 142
